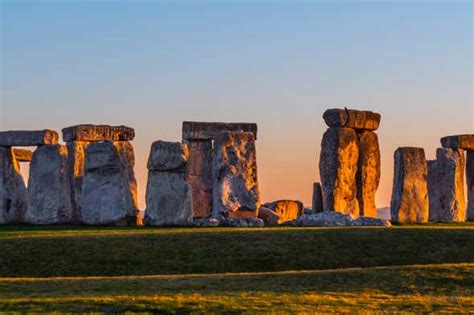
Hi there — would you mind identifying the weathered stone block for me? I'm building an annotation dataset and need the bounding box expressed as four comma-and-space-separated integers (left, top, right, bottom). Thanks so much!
356, 131, 380, 217
147, 141, 188, 171
312, 182, 324, 213
66, 141, 90, 223
0, 147, 27, 224
80, 142, 138, 225
0, 130, 58, 146
183, 121, 257, 140
62, 125, 135, 142
185, 140, 214, 218
319, 127, 359, 217
212, 131, 260, 218
390, 147, 429, 223
26, 144, 72, 224
428, 148, 466, 222
440, 134, 474, 150
323, 109, 381, 131
262, 200, 304, 223
257, 206, 280, 226
467, 151, 474, 221
13, 149, 33, 162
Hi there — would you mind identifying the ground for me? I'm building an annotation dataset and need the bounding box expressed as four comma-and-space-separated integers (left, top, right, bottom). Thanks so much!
0, 224, 473, 313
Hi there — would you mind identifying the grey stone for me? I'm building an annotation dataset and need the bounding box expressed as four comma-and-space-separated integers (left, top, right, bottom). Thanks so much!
0, 147, 27, 224
183, 121, 258, 140
80, 142, 138, 225
319, 127, 359, 217
440, 134, 474, 150
26, 144, 72, 224
351, 216, 392, 227
257, 206, 281, 226
213, 131, 260, 218
356, 131, 380, 217
390, 147, 429, 223
185, 140, 214, 218
0, 130, 58, 146
428, 148, 466, 222
312, 182, 324, 213
219, 217, 264, 227
293, 211, 353, 227
13, 149, 33, 162
66, 141, 90, 223
467, 151, 474, 221
262, 200, 304, 223
147, 141, 188, 172
62, 124, 135, 142
193, 217, 219, 227
323, 108, 381, 131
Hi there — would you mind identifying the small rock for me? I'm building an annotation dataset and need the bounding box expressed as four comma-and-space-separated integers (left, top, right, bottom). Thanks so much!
193, 217, 220, 227
219, 217, 264, 227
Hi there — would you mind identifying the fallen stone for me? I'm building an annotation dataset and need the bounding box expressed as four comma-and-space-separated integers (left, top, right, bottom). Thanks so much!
80, 142, 138, 225
25, 144, 72, 224
312, 182, 324, 213
390, 147, 429, 223
262, 200, 304, 224
428, 148, 466, 222
351, 216, 392, 227
66, 141, 90, 223
356, 131, 380, 217
219, 217, 264, 227
257, 206, 281, 226
185, 140, 214, 218
13, 149, 33, 162
62, 124, 135, 142
213, 131, 260, 218
147, 141, 189, 172
193, 217, 220, 227
304, 207, 313, 215
323, 108, 381, 131
0, 147, 28, 224
183, 121, 258, 140
0, 130, 58, 146
465, 151, 474, 221
319, 127, 359, 217
440, 134, 474, 150
293, 211, 353, 227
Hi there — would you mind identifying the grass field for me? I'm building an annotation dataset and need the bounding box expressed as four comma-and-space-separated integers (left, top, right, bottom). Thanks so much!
1, 224, 473, 313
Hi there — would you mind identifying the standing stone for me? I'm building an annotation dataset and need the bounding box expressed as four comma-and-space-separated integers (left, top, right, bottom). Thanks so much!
427, 148, 465, 222
185, 140, 214, 218
356, 131, 380, 217
145, 141, 192, 226
319, 127, 359, 217
312, 182, 324, 213
262, 200, 304, 223
466, 151, 474, 221
0, 147, 27, 224
0, 130, 58, 146
390, 147, 429, 223
323, 109, 381, 131
213, 131, 260, 218
66, 141, 90, 223
26, 144, 72, 224
80, 142, 138, 225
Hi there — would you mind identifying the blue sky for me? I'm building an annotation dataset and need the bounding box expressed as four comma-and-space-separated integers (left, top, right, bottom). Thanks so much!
1, 1, 472, 208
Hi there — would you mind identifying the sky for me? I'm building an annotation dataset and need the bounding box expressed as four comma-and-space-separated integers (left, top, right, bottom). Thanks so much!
1, 1, 473, 210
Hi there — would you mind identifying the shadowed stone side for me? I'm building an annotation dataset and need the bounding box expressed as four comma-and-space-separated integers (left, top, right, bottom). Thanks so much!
0, 130, 58, 146
390, 147, 429, 223
62, 125, 135, 142
80, 142, 138, 225
26, 144, 72, 224
428, 148, 465, 222
145, 141, 192, 226
319, 127, 359, 217
185, 140, 214, 218
467, 151, 474, 221
0, 147, 27, 224
66, 141, 90, 223
356, 131, 380, 218
213, 131, 260, 218
323, 109, 381, 131
183, 121, 258, 140
312, 182, 324, 213
440, 134, 474, 150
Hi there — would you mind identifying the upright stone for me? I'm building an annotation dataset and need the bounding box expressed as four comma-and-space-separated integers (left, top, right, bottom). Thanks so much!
356, 131, 380, 217
0, 147, 27, 224
213, 131, 260, 218
319, 127, 359, 217
66, 141, 90, 223
80, 142, 138, 225
26, 144, 72, 224
428, 148, 465, 222
312, 182, 324, 213
323, 109, 381, 131
467, 151, 474, 221
185, 140, 214, 218
0, 130, 58, 146
145, 141, 192, 226
390, 147, 429, 223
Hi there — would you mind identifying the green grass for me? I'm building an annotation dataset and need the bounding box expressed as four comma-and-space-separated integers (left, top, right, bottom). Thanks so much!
1, 225, 473, 312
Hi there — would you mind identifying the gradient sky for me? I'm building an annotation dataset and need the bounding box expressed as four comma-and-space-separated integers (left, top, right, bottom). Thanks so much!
1, 1, 473, 210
